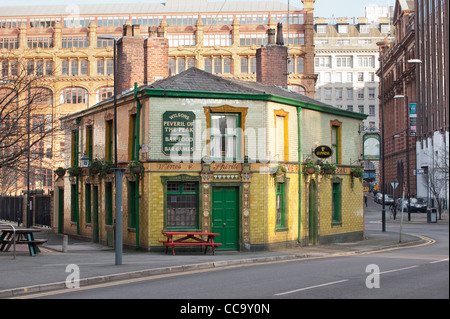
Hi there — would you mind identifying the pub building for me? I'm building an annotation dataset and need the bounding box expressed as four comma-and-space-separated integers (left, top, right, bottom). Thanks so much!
57, 24, 367, 251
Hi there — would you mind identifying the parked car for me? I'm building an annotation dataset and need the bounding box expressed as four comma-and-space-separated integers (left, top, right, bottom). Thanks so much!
375, 193, 394, 204
395, 198, 427, 213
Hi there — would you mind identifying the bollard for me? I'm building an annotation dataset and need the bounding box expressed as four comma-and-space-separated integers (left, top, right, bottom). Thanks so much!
62, 235, 68, 253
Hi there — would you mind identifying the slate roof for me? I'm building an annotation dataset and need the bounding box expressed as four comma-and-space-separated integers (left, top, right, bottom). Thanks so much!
148, 67, 335, 109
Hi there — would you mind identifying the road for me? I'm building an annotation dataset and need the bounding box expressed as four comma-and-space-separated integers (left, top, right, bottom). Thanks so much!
23, 197, 449, 302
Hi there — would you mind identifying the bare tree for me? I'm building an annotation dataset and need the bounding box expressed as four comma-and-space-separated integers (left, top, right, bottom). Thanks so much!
423, 143, 449, 219
1, 58, 57, 192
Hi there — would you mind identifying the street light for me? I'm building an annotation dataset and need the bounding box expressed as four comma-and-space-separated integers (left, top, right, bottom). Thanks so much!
98, 34, 124, 266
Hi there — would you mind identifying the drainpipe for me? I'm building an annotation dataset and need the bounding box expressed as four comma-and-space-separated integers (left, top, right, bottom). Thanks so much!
297, 107, 302, 244
134, 83, 141, 249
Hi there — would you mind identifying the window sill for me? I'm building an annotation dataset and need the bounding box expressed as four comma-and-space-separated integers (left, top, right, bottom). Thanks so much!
331, 221, 342, 227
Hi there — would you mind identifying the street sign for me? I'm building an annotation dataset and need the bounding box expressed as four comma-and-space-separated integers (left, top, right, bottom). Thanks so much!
414, 169, 425, 175
391, 182, 399, 189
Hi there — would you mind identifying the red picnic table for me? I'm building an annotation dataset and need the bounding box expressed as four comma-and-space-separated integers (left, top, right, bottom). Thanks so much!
160, 231, 222, 256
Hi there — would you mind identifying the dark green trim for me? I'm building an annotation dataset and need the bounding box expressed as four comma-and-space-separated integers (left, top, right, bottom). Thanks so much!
160, 174, 202, 231
143, 88, 368, 120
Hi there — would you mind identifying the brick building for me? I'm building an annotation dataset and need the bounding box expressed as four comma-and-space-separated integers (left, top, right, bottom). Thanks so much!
58, 24, 367, 251
0, 0, 316, 195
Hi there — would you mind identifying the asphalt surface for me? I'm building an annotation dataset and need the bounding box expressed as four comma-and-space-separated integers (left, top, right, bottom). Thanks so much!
0, 198, 447, 299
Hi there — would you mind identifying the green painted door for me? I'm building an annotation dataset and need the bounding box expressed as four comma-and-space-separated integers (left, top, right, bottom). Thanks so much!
212, 187, 239, 250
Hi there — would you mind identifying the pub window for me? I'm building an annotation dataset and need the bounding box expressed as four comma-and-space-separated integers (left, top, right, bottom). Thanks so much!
332, 181, 342, 224
276, 183, 285, 228
210, 114, 240, 160
86, 125, 93, 159
71, 184, 78, 223
128, 114, 137, 161
331, 121, 342, 165
275, 111, 289, 162
105, 119, 113, 163
128, 181, 137, 229
166, 182, 198, 229
85, 184, 91, 224
105, 182, 113, 226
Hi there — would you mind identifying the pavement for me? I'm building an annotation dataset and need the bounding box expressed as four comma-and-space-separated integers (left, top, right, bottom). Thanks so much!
0, 203, 447, 298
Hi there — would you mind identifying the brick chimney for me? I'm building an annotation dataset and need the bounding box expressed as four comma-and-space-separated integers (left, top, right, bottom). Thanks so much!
116, 22, 169, 95
256, 26, 288, 88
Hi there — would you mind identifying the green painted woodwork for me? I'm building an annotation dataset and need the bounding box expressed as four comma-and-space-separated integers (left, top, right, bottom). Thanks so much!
212, 187, 239, 250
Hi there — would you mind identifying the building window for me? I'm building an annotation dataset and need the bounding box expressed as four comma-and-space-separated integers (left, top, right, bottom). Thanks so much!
0, 37, 19, 49
86, 125, 93, 159
85, 184, 91, 224
62, 36, 89, 48
358, 56, 374, 68
316, 25, 327, 34
358, 105, 365, 113
336, 56, 352, 68
60, 87, 88, 104
168, 34, 195, 47
240, 33, 267, 46
275, 109, 289, 162
27, 37, 53, 49
315, 56, 331, 68
338, 24, 348, 34
204, 58, 212, 73
223, 58, 231, 74
128, 114, 137, 161
96, 87, 114, 102
357, 72, 364, 82
97, 37, 114, 48
105, 119, 113, 163
368, 88, 376, 99
369, 105, 375, 116
214, 58, 222, 74
331, 120, 342, 165
276, 183, 285, 228
296, 57, 304, 73
210, 114, 240, 160
359, 25, 370, 33
71, 184, 78, 223
128, 181, 137, 229
168, 58, 176, 75
105, 182, 113, 226
358, 89, 365, 99
332, 181, 342, 223
204, 34, 232, 46
166, 182, 198, 229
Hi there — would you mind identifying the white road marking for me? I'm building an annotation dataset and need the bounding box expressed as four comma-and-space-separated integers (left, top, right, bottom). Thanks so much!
274, 279, 349, 296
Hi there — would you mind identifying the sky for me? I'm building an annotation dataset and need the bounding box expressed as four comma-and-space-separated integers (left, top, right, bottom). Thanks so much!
0, 0, 394, 18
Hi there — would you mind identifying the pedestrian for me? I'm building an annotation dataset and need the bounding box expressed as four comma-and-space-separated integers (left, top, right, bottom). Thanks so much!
364, 195, 368, 207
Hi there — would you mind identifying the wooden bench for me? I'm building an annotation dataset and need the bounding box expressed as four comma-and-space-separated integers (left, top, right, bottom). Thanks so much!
0, 228, 46, 256
160, 231, 222, 256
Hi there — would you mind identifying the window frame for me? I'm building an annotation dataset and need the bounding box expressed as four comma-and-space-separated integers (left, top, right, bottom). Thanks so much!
161, 175, 201, 231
